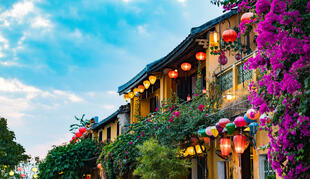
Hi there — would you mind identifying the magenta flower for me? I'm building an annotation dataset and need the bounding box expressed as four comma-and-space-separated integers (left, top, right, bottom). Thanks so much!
198, 104, 205, 111
169, 116, 174, 122
137, 135, 140, 139
141, 132, 144, 136
173, 111, 180, 117
126, 151, 129, 154
155, 107, 159, 112
129, 141, 133, 145
194, 94, 199, 96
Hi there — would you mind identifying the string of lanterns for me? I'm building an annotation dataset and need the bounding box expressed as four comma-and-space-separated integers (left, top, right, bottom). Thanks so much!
197, 108, 262, 157
70, 127, 87, 143
123, 75, 157, 101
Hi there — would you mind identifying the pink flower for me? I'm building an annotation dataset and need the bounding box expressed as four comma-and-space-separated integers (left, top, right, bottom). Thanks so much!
198, 104, 205, 111
194, 94, 199, 96
155, 107, 159, 112
129, 141, 133, 145
173, 111, 180, 117
141, 132, 144, 136
169, 116, 174, 122
126, 151, 129, 154
137, 135, 140, 139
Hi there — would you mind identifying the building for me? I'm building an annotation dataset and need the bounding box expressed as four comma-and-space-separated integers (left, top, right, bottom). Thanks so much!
117, 8, 278, 179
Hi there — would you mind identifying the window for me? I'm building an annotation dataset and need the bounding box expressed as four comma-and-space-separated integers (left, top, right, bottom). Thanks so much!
107, 127, 111, 141
98, 131, 102, 142
259, 155, 276, 179
117, 122, 120, 136
238, 63, 253, 84
219, 70, 233, 91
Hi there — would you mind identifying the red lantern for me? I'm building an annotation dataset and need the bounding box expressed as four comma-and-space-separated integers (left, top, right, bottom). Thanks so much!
79, 127, 87, 134
220, 138, 231, 156
195, 52, 206, 61
18, 167, 22, 171
168, 70, 178, 79
219, 118, 230, 128
203, 137, 210, 144
233, 134, 247, 154
234, 116, 247, 127
222, 29, 237, 42
75, 132, 82, 138
191, 137, 198, 145
187, 96, 191, 101
181, 62, 191, 71
21, 174, 26, 178
241, 12, 254, 23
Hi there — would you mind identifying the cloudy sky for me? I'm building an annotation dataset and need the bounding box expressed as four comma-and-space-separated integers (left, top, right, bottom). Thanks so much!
0, 0, 222, 158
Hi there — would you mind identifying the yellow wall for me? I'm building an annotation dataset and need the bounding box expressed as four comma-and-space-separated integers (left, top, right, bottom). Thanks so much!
95, 119, 120, 142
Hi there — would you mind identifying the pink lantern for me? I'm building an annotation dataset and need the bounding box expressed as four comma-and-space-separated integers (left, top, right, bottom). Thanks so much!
18, 167, 23, 171
205, 127, 213, 136
21, 174, 26, 178
234, 116, 247, 127
79, 127, 87, 134
218, 53, 228, 65
219, 118, 230, 128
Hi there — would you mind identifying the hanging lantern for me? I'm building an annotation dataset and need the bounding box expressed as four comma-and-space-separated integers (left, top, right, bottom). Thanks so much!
187, 95, 191, 101
31, 167, 38, 173
249, 122, 259, 136
198, 128, 208, 137
149, 75, 157, 84
133, 88, 139, 95
225, 123, 235, 135
181, 62, 192, 71
33, 174, 38, 179
220, 138, 231, 156
216, 122, 223, 134
195, 145, 205, 154
222, 29, 237, 42
18, 167, 22, 172
97, 163, 103, 170
213, 31, 219, 43
143, 80, 151, 89
128, 92, 134, 99
234, 116, 247, 127
186, 146, 195, 156
124, 94, 129, 101
168, 70, 178, 79
138, 85, 145, 93
9, 171, 14, 176
235, 53, 241, 61
211, 126, 219, 137
195, 52, 206, 61
219, 118, 230, 128
75, 132, 82, 138
205, 126, 213, 136
233, 134, 247, 154
246, 109, 260, 120
203, 137, 210, 144
241, 12, 254, 23
79, 127, 87, 134
218, 53, 228, 65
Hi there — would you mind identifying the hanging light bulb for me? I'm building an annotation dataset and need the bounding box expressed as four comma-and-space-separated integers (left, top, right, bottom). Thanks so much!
149, 75, 157, 85
143, 80, 151, 89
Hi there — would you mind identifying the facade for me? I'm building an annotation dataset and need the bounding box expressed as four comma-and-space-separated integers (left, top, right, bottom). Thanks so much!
117, 9, 278, 179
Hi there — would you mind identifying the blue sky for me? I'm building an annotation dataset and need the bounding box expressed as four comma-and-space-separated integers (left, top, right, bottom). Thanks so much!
0, 0, 222, 158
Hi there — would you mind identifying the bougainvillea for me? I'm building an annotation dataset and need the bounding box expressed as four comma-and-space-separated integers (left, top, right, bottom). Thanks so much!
212, 0, 310, 177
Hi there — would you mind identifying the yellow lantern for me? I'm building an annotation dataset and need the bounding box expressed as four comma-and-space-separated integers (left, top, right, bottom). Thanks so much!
195, 145, 205, 154
133, 88, 139, 95
33, 174, 38, 178
128, 92, 134, 99
124, 94, 129, 101
9, 171, 14, 176
138, 85, 145, 93
186, 146, 195, 156
143, 80, 151, 89
149, 75, 157, 84
31, 167, 38, 173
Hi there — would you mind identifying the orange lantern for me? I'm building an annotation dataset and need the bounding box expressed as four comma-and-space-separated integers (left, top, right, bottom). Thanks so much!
143, 80, 151, 89
124, 94, 129, 101
187, 96, 191, 101
233, 134, 247, 154
168, 70, 178, 79
149, 75, 157, 84
181, 62, 191, 71
195, 52, 206, 61
97, 163, 103, 170
128, 92, 134, 99
138, 85, 145, 93
222, 29, 237, 42
203, 137, 210, 144
133, 88, 139, 95
241, 12, 254, 23
220, 138, 231, 156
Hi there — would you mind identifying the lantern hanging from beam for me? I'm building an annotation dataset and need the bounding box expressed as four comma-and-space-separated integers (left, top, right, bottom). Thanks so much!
138, 85, 145, 93
75, 132, 82, 138
220, 138, 231, 156
233, 134, 247, 154
222, 29, 237, 42
149, 75, 157, 84
79, 127, 87, 134
124, 94, 129, 101
181, 62, 192, 71
185, 146, 195, 156
168, 70, 178, 79
195, 52, 206, 61
143, 80, 151, 89
241, 12, 254, 23
133, 88, 140, 95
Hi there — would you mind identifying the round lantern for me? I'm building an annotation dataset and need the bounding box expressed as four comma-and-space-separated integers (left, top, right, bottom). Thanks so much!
195, 145, 205, 154
186, 146, 195, 156
195, 52, 206, 61
220, 138, 231, 156
18, 167, 22, 172
246, 109, 260, 120
235, 53, 241, 60
33, 174, 38, 179
128, 92, 134, 99
79, 127, 87, 134
124, 94, 129, 101
249, 122, 259, 135
168, 70, 178, 79
75, 132, 82, 138
31, 167, 38, 173
222, 29, 237, 42
241, 12, 254, 23
198, 128, 208, 137
219, 118, 230, 128
225, 123, 235, 135
218, 53, 228, 65
211, 126, 219, 137
133, 88, 140, 95
234, 116, 247, 127
205, 126, 213, 136
143, 80, 151, 89
181, 62, 192, 71
21, 174, 26, 178
9, 171, 14, 176
149, 75, 157, 84
97, 163, 103, 170
233, 134, 247, 154
216, 122, 223, 134
138, 85, 145, 93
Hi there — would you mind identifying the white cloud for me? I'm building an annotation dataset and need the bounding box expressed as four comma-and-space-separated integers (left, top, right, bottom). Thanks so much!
31, 16, 52, 29
103, 104, 116, 110
107, 90, 118, 95
137, 25, 150, 36
53, 90, 84, 103
0, 1, 34, 24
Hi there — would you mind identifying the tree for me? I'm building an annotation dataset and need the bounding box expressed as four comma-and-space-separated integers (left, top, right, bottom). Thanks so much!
0, 117, 29, 177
